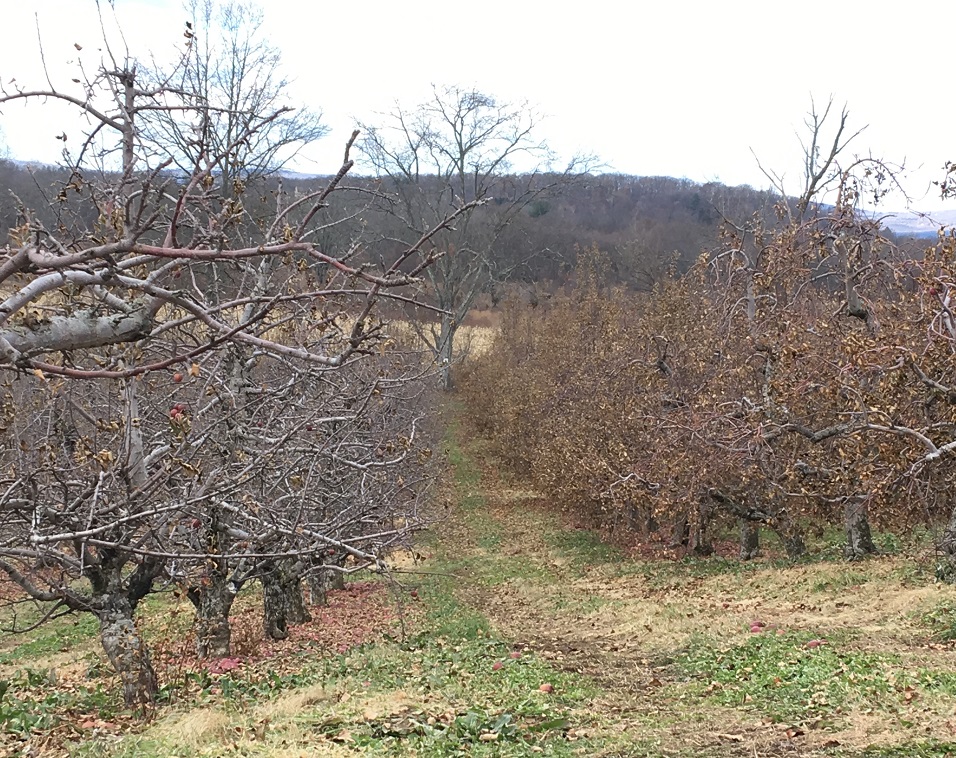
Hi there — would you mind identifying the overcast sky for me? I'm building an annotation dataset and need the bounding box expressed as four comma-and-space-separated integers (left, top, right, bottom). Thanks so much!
1, 0, 953, 212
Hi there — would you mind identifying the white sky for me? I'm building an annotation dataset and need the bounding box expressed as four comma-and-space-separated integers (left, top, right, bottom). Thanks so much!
1, 0, 953, 211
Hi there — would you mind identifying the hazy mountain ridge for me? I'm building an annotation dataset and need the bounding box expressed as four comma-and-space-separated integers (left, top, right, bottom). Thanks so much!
879, 209, 956, 238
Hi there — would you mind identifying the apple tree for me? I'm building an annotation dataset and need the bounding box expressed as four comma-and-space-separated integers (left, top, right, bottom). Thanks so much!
0, 8, 462, 707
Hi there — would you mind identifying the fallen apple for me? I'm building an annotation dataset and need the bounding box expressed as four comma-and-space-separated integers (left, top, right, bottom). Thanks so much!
538, 683, 553, 693
492, 661, 503, 671
173, 372, 183, 383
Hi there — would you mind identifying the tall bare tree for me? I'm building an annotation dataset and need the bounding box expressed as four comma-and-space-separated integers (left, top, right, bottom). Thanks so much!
143, 0, 327, 191
358, 85, 590, 389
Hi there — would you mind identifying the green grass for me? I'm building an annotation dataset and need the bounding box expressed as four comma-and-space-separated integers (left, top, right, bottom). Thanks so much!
0, 668, 117, 737
326, 599, 596, 756
921, 600, 956, 642
78, 552, 600, 757
679, 629, 956, 727
630, 554, 767, 589
545, 527, 623, 569
0, 610, 98, 665
443, 418, 482, 506
811, 567, 873, 593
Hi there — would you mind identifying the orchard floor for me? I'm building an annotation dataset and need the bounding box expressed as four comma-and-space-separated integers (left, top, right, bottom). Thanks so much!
5, 410, 956, 756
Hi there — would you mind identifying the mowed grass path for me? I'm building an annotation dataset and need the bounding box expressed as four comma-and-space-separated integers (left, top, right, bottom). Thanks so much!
6, 408, 956, 756
427, 413, 956, 757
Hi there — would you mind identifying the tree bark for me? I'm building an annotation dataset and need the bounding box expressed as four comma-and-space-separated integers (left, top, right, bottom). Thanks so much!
187, 572, 237, 658
938, 506, 956, 582
307, 556, 346, 606
262, 559, 311, 641
669, 510, 690, 548
770, 511, 806, 560
843, 497, 879, 560
97, 603, 158, 709
688, 502, 713, 556
739, 519, 760, 560
624, 500, 657, 539
438, 313, 455, 391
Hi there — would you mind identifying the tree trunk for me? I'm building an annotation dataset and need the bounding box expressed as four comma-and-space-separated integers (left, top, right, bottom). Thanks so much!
326, 567, 345, 591
262, 560, 311, 641
739, 519, 760, 560
308, 557, 346, 605
438, 313, 455, 391
669, 510, 690, 548
688, 502, 713, 556
937, 506, 956, 582
624, 500, 657, 539
770, 511, 806, 560
843, 497, 878, 560
306, 571, 328, 607
187, 573, 237, 658
98, 604, 158, 709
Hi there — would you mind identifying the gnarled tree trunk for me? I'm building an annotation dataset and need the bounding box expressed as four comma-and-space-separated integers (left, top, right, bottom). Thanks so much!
97, 601, 158, 709
187, 571, 238, 658
688, 502, 713, 556
739, 519, 760, 560
938, 507, 956, 582
307, 556, 346, 607
262, 559, 311, 641
770, 510, 806, 560
624, 500, 657, 539
844, 497, 878, 560
87, 555, 163, 709
669, 510, 690, 548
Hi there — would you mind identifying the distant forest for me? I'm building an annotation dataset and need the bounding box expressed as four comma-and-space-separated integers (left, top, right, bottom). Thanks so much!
0, 159, 925, 298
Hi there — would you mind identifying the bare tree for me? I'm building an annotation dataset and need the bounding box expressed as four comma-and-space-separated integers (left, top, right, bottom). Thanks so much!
0, 13, 463, 708
143, 0, 327, 190
358, 85, 590, 389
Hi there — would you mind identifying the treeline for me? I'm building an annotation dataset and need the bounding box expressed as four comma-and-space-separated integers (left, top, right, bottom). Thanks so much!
459, 196, 956, 569
0, 159, 790, 290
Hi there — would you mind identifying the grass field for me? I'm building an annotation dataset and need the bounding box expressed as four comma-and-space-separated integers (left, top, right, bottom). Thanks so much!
3, 407, 956, 756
